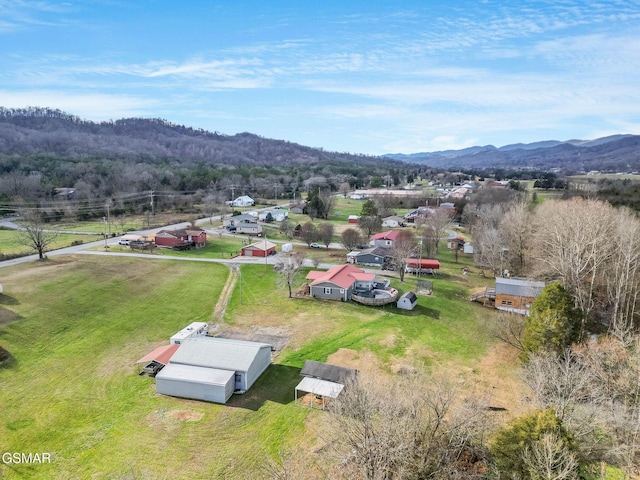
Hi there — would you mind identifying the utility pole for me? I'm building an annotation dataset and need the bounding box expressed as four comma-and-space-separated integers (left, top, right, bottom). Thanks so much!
103, 216, 108, 250
105, 201, 111, 236
149, 190, 154, 215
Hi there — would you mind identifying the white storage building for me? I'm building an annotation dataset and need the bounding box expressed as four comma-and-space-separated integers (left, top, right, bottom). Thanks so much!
155, 337, 272, 404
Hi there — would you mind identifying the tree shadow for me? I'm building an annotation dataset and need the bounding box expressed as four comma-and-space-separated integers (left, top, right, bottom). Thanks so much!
392, 304, 440, 319
227, 364, 302, 411
0, 345, 14, 369
0, 294, 20, 306
0, 306, 23, 327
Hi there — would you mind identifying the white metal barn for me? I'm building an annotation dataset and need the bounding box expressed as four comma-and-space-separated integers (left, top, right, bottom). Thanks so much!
156, 363, 235, 404
156, 337, 272, 403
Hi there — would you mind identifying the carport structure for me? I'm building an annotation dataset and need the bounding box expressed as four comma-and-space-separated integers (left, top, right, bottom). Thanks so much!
294, 360, 357, 410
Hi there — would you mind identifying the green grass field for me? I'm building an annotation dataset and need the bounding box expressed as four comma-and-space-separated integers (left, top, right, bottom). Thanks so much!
0, 229, 104, 257
0, 242, 504, 479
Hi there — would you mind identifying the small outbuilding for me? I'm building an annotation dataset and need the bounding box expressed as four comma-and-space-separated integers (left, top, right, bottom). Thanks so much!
397, 291, 418, 310
347, 215, 360, 224
241, 239, 276, 257
295, 360, 357, 409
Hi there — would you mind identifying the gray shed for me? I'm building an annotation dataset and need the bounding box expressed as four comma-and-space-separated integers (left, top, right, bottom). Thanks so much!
295, 360, 358, 409
397, 291, 418, 310
156, 363, 235, 404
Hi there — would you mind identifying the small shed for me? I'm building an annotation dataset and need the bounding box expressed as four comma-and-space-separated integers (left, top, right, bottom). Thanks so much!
348, 215, 360, 224
463, 242, 474, 254
295, 360, 357, 409
397, 291, 418, 310
241, 239, 276, 257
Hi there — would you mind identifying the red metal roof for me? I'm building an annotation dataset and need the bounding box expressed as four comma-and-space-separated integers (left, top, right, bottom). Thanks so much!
406, 258, 440, 269
306, 264, 375, 289
136, 344, 180, 365
371, 230, 400, 241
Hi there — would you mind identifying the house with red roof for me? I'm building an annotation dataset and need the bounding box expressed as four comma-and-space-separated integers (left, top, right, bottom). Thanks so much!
306, 264, 376, 301
370, 230, 400, 248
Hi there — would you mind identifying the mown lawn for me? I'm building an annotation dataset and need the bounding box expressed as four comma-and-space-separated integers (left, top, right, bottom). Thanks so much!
0, 229, 103, 257
0, 248, 500, 479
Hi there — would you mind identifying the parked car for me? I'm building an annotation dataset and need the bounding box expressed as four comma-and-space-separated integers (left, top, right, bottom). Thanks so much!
118, 239, 130, 246
309, 243, 322, 248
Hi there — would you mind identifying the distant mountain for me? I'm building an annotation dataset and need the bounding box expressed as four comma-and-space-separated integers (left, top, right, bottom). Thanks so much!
385, 135, 640, 172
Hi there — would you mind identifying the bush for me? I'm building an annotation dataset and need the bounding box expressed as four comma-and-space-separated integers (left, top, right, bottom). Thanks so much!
522, 283, 582, 358
490, 409, 577, 479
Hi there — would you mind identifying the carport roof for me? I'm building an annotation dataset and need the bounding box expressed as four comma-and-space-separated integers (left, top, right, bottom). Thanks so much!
295, 376, 344, 399
136, 344, 180, 365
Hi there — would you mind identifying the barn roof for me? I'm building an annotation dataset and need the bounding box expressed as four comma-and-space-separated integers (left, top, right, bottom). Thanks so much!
300, 360, 357, 384
156, 227, 205, 238
244, 239, 276, 251
156, 363, 235, 386
305, 264, 375, 289
136, 344, 180, 365
170, 336, 272, 373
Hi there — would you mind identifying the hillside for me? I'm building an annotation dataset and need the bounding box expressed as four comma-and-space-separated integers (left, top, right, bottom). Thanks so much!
0, 107, 392, 170
386, 134, 640, 172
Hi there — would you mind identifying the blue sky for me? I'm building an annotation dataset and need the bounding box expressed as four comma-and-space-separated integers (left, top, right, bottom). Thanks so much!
1, 1, 639, 154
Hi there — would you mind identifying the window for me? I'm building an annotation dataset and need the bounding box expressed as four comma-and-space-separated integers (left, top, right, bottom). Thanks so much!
501, 301, 513, 306
323, 287, 332, 295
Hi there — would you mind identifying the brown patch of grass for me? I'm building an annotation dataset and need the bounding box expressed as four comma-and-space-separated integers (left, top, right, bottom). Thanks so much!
166, 410, 204, 421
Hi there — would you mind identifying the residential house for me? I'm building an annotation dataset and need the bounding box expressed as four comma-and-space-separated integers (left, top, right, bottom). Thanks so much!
224, 213, 258, 228
306, 264, 375, 301
154, 227, 207, 248
495, 277, 545, 315
346, 246, 390, 267
289, 202, 307, 214
370, 230, 400, 248
382, 215, 405, 228
236, 222, 263, 235
227, 195, 255, 207
258, 210, 288, 222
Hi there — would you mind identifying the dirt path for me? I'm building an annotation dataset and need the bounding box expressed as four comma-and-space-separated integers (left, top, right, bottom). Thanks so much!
211, 264, 239, 323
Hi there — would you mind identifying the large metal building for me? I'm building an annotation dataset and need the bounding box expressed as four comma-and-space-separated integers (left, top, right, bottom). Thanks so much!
155, 337, 272, 404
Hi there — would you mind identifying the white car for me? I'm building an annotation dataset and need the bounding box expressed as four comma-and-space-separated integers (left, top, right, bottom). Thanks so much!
309, 243, 322, 248
118, 239, 130, 246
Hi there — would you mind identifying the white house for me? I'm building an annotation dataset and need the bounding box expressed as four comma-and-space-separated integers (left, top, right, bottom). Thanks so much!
382, 215, 405, 228
227, 195, 254, 207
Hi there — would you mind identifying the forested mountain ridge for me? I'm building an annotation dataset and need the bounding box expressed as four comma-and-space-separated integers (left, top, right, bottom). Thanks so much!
386, 134, 640, 173
0, 107, 392, 170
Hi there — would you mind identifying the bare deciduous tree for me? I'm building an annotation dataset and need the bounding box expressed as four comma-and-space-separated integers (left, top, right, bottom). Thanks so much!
16, 209, 57, 260
275, 253, 305, 298
389, 230, 416, 282
522, 432, 580, 480
324, 374, 489, 480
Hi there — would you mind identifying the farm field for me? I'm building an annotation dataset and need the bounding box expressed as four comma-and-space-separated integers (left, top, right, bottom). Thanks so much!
0, 248, 527, 479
